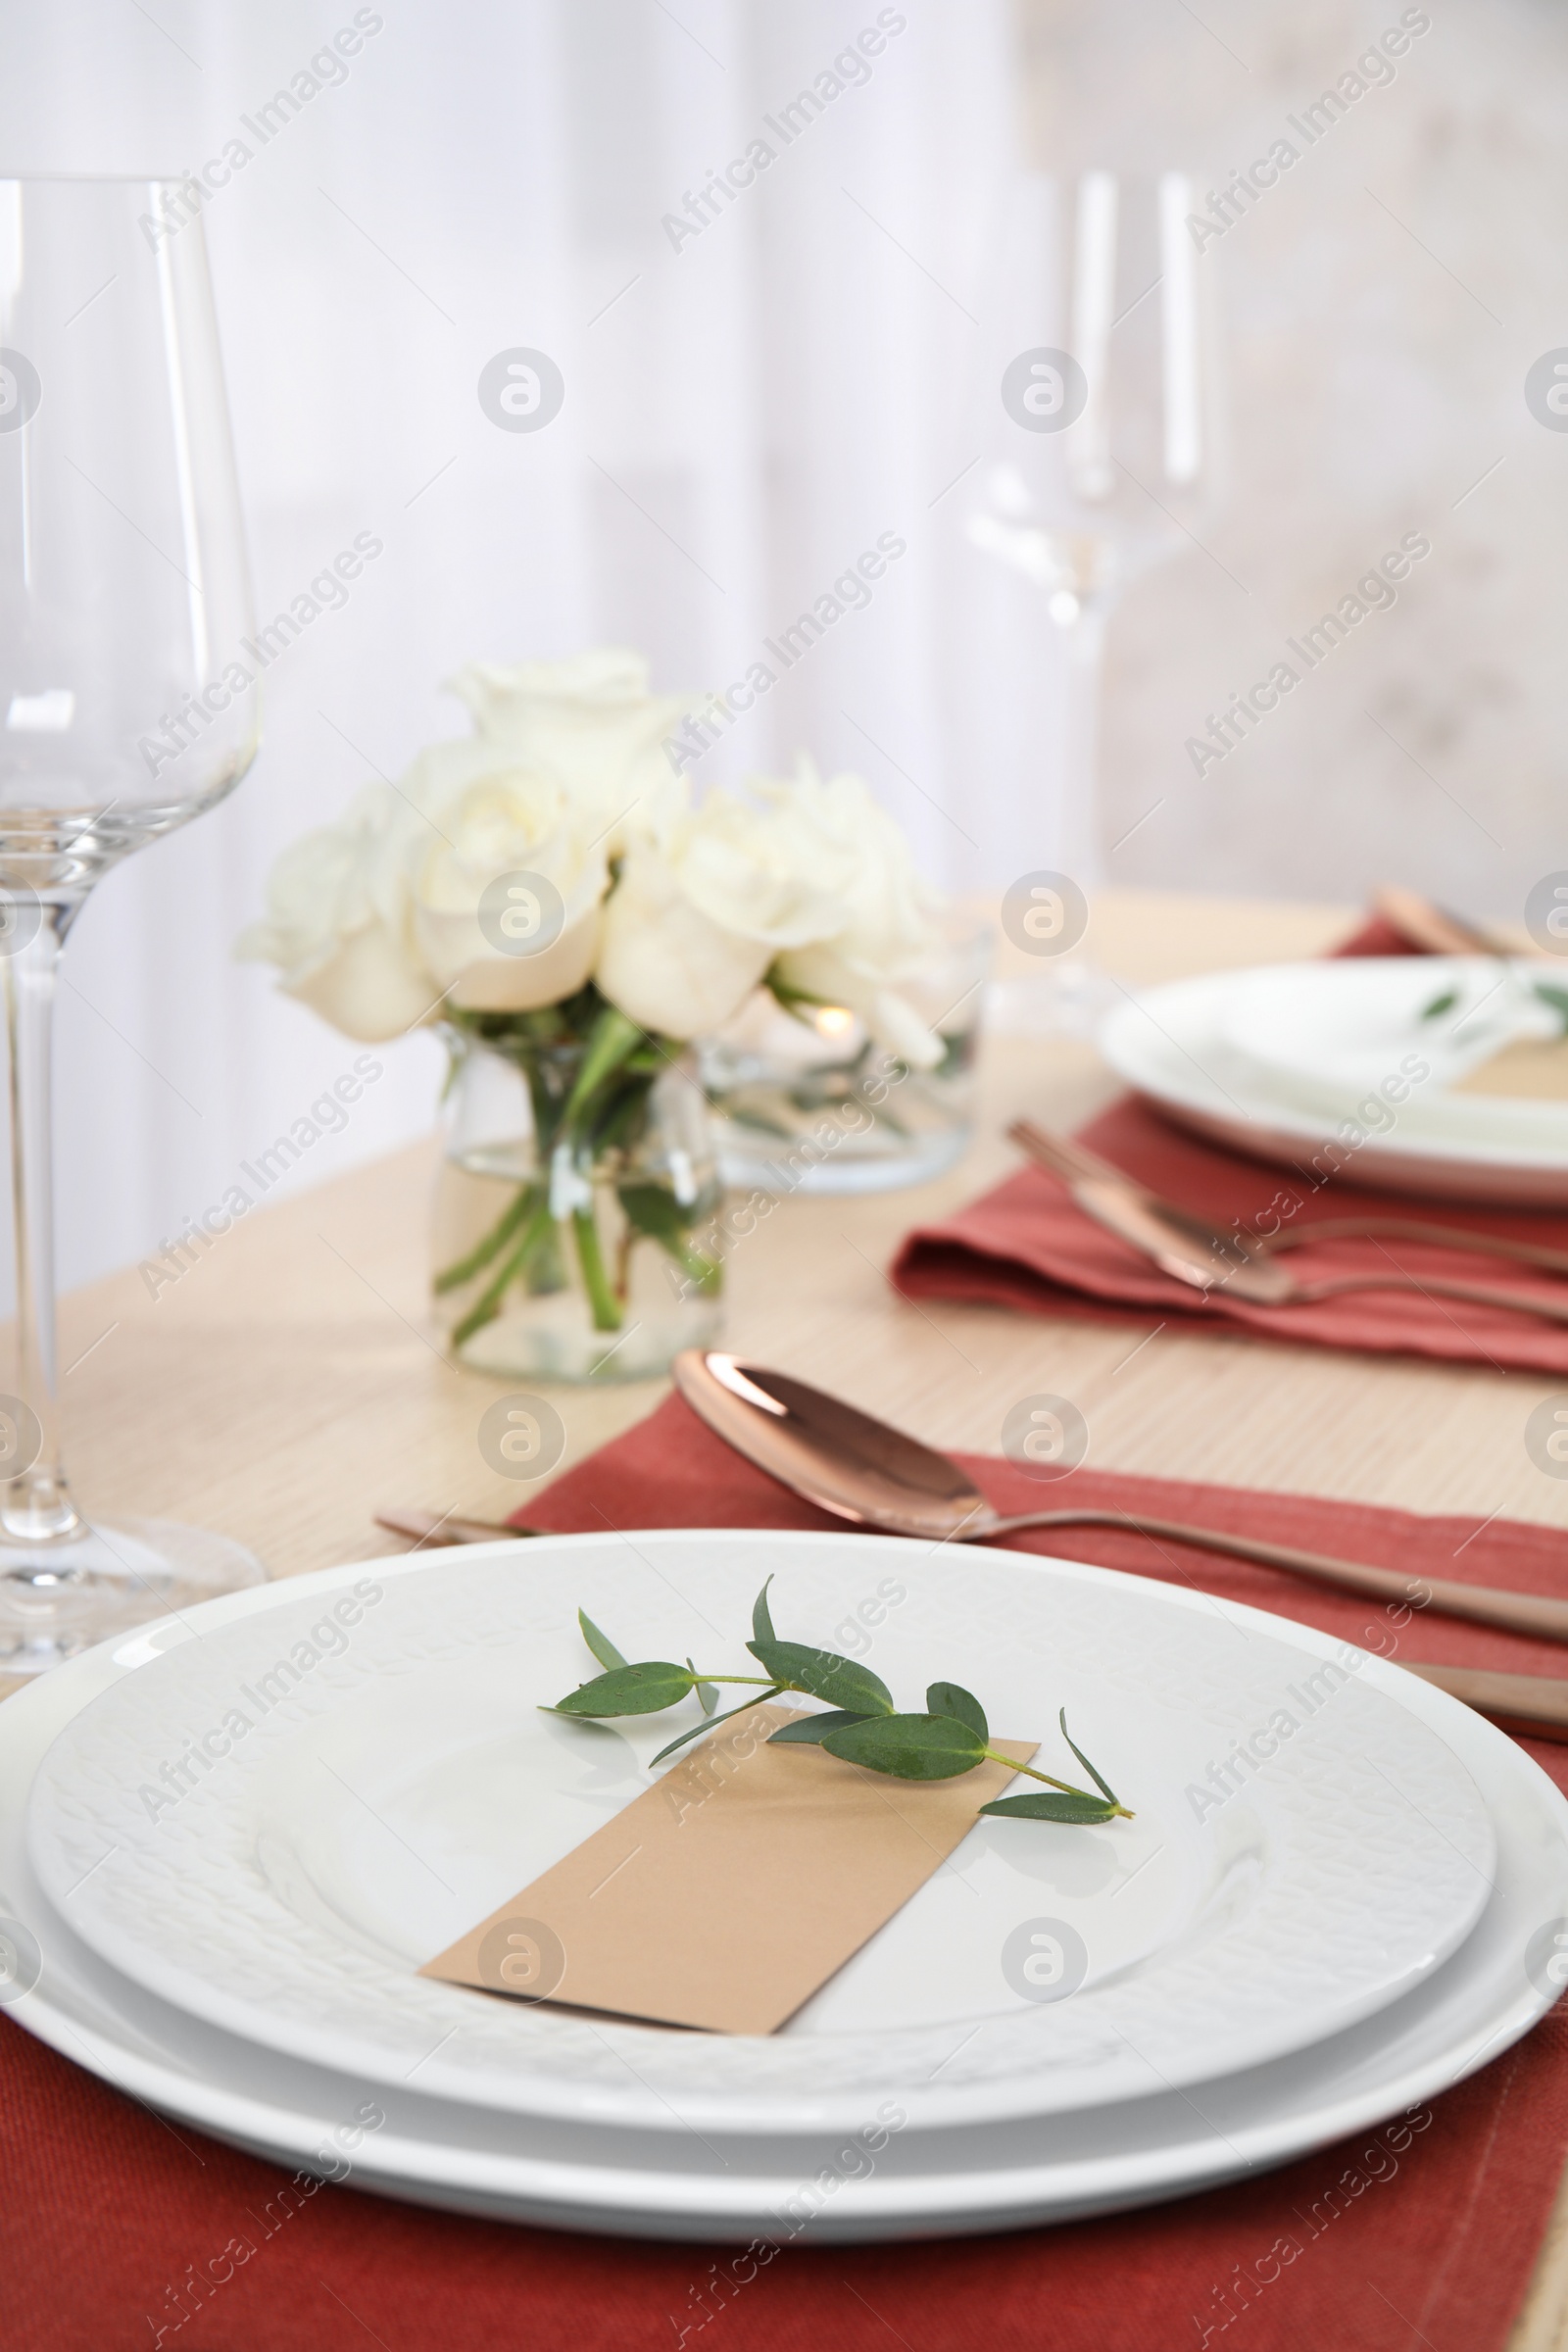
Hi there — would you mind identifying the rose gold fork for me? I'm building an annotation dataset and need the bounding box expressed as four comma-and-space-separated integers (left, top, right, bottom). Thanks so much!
1009, 1120, 1568, 1311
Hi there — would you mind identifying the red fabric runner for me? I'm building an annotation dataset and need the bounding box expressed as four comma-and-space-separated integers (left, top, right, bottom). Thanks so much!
893, 912, 1568, 1372
8, 1391, 1568, 2350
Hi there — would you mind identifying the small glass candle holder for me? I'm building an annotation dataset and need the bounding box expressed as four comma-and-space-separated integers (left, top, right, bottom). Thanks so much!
699, 913, 992, 1196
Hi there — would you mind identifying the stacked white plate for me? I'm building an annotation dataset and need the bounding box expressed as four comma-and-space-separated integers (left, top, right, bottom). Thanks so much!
4, 1529, 1567, 2242
1101, 956, 1568, 1203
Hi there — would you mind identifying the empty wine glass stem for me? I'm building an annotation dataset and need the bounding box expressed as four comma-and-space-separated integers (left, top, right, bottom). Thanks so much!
1054, 607, 1107, 892
1, 906, 83, 1547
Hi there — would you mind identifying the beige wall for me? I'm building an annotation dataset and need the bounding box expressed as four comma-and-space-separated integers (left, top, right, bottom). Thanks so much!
1017, 0, 1568, 922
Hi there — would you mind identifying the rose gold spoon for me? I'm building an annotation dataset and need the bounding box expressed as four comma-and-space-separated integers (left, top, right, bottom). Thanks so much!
668, 1351, 1568, 1739
1008, 1120, 1568, 1303
667, 1349, 1568, 1649
376, 1363, 1568, 1739
379, 1476, 1568, 1650
376, 1492, 1568, 1739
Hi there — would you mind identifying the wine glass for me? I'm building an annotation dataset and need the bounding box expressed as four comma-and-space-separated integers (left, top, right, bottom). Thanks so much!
0, 178, 262, 1671
969, 171, 1220, 974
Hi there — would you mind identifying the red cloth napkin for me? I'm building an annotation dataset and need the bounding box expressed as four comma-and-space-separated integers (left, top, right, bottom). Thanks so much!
10, 1391, 1568, 2352
1330, 912, 1435, 959
894, 910, 1568, 1372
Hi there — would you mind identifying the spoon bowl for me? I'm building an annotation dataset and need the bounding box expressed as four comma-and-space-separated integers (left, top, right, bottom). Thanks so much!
669, 1352, 991, 1541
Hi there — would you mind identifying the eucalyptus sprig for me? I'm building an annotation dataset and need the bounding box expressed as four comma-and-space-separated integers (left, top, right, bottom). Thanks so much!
542, 1577, 1132, 1827
1420, 976, 1568, 1036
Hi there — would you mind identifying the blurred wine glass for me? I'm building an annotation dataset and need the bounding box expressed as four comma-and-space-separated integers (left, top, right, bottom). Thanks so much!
969, 170, 1221, 930
0, 177, 263, 1670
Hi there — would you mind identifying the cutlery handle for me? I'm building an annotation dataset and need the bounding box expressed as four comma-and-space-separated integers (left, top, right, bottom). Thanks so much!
1297, 1272, 1568, 1325
978, 1506, 1568, 1643
1009, 1118, 1131, 1191
374, 1508, 526, 1546
1370, 884, 1506, 957
1267, 1217, 1568, 1278
1401, 1661, 1568, 1741
1009, 1117, 1568, 1293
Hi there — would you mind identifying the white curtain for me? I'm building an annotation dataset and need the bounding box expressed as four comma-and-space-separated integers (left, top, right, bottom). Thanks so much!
22, 0, 1545, 1299
0, 0, 1057, 1295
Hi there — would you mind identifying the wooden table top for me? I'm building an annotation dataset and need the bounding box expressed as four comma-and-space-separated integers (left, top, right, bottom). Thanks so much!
13, 886, 1568, 2345
44, 888, 1568, 1573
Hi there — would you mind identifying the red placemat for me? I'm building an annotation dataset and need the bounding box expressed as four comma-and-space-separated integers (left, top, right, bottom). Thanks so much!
893, 910, 1568, 1372
8, 1391, 1568, 2351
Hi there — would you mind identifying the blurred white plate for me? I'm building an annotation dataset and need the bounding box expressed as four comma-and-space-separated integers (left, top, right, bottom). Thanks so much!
1220, 959, 1568, 1143
1102, 961, 1568, 1202
26, 1533, 1494, 2134
2, 1554, 1564, 2241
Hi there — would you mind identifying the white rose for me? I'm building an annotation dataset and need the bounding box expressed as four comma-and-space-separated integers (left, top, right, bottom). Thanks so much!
407, 742, 607, 1013
756, 759, 943, 974
654, 784, 850, 947
753, 760, 948, 1065
444, 648, 695, 853
237, 786, 436, 1043
770, 940, 946, 1067
594, 783, 858, 1039
595, 839, 771, 1040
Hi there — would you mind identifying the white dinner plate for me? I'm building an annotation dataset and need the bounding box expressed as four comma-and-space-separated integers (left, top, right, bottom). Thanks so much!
24, 1532, 1496, 2133
1220, 959, 1568, 1148
2, 1557, 1565, 2242
1101, 961, 1568, 1203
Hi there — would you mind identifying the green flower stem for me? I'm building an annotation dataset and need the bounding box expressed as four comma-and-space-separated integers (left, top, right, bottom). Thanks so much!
571, 1206, 622, 1331
563, 1005, 648, 1127
433, 1179, 538, 1296
521, 1054, 569, 1160
983, 1745, 1134, 1817
450, 1191, 556, 1348
672, 1239, 722, 1296
437, 998, 715, 1352
684, 1675, 781, 1689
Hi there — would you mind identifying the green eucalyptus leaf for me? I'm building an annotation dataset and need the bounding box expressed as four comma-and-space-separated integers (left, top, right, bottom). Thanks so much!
650, 1688, 783, 1766
1537, 981, 1568, 1036
747, 1637, 895, 1716
578, 1609, 627, 1672
546, 1661, 693, 1718
753, 1576, 777, 1646
1057, 1710, 1118, 1804
926, 1682, 988, 1741
543, 1575, 1135, 1832
978, 1792, 1121, 1824
819, 1711, 986, 1780
766, 1709, 872, 1746
1420, 988, 1459, 1021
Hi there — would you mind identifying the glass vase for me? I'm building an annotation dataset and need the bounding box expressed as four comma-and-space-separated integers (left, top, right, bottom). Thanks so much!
699, 913, 993, 1195
432, 1018, 723, 1382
